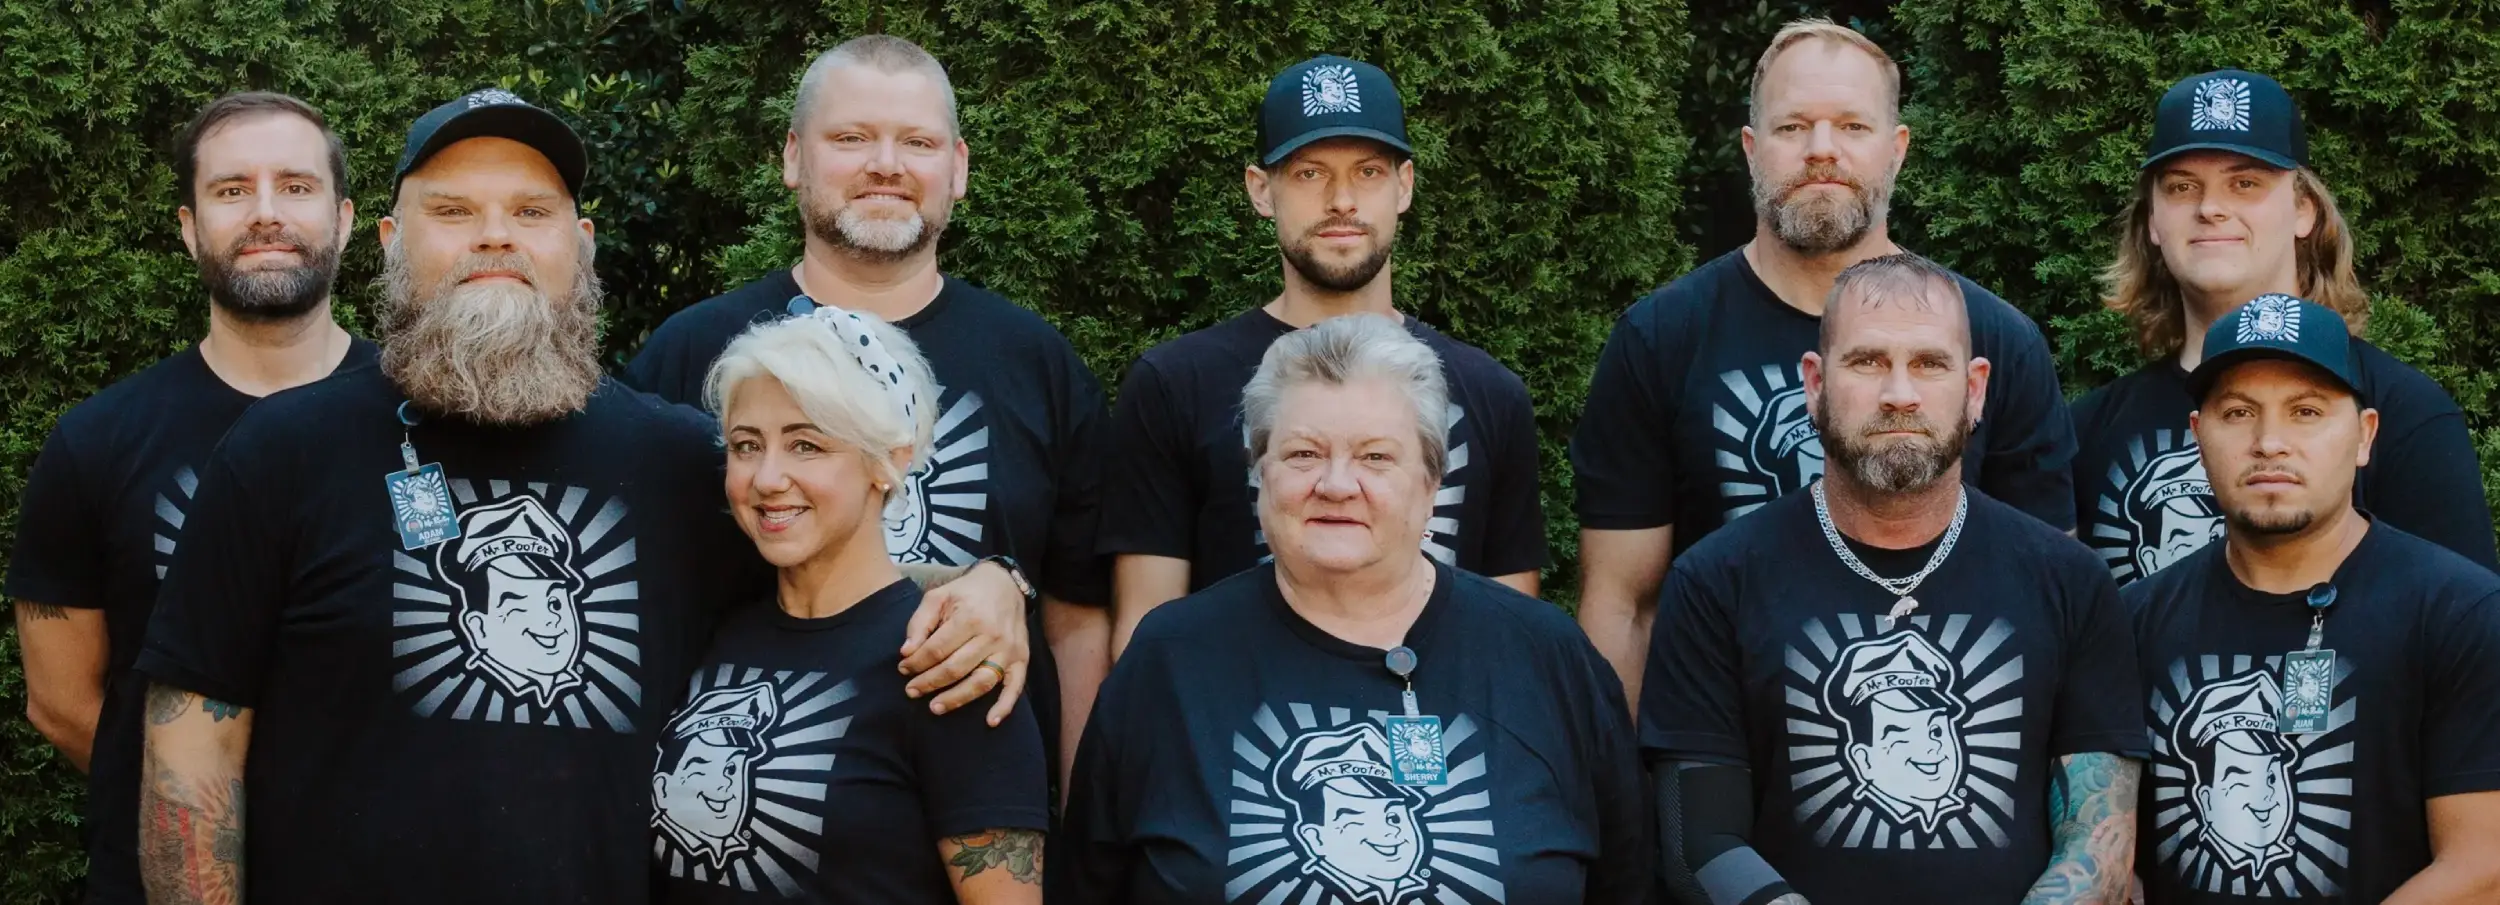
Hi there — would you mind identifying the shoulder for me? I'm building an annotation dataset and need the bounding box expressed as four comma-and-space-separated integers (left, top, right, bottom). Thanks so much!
2352, 339, 2465, 428
2120, 541, 2212, 617
1673, 491, 1809, 583
2369, 523, 2500, 604
939, 280, 1074, 346
2069, 365, 2173, 428
1444, 568, 1584, 645
1619, 249, 1749, 338
1409, 322, 1530, 400
1128, 566, 1268, 651
645, 274, 800, 351
1969, 489, 2101, 574
1951, 274, 2049, 350
586, 377, 719, 454
47, 350, 206, 442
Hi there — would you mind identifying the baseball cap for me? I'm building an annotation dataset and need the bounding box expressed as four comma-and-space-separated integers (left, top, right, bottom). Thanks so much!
394, 87, 588, 200
1257, 55, 1412, 167
2143, 69, 2307, 171
2186, 293, 2359, 402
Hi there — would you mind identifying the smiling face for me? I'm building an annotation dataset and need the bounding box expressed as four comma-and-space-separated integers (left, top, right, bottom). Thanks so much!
179, 111, 352, 321
655, 740, 756, 841
724, 376, 892, 570
1297, 783, 1424, 886
784, 63, 966, 262
1247, 137, 1414, 292
2192, 358, 2377, 538
1744, 37, 1908, 254
2149, 151, 2315, 308
2198, 738, 2292, 855
1849, 693, 1965, 804
1255, 377, 1438, 575
462, 567, 581, 680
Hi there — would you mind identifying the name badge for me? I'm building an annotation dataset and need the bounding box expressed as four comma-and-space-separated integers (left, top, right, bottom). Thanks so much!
2279, 649, 2335, 736
386, 463, 461, 550
1383, 715, 1447, 787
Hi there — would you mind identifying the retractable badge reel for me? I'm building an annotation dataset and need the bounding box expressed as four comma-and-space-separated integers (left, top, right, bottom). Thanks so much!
1381, 646, 1447, 786
384, 401, 461, 551
2279, 583, 2336, 736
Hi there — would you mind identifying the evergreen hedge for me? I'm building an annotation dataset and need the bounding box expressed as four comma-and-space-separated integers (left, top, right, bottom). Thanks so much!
5, 1, 2497, 899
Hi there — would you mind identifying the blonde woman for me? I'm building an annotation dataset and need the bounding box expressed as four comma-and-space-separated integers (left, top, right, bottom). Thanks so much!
651, 307, 1045, 904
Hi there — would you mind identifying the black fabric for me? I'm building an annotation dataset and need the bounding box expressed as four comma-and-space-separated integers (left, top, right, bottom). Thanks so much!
1570, 249, 2078, 554
2, 340, 376, 905
2070, 345, 2497, 586
2127, 521, 2500, 904
134, 365, 768, 905
1094, 308, 1548, 589
1657, 760, 1788, 905
653, 580, 1048, 904
1053, 560, 1649, 904
1639, 489, 2143, 905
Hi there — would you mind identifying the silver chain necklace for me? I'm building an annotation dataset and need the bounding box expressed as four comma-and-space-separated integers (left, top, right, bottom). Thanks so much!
1811, 480, 1968, 626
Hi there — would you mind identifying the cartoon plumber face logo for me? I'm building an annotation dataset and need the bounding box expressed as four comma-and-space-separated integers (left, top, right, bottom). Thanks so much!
1711, 363, 1826, 524
1276, 724, 1429, 901
1822, 630, 1969, 830
1229, 703, 1503, 904
2175, 672, 2296, 877
883, 389, 990, 565
437, 495, 586, 705
653, 681, 779, 868
2150, 654, 2351, 897
2126, 445, 2224, 576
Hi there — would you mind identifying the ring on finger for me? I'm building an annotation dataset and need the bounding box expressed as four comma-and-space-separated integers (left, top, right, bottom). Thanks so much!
975, 659, 1008, 683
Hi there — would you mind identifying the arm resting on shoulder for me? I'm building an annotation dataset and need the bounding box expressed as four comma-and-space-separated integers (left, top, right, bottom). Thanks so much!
2383, 790, 2500, 905
14, 600, 108, 771
139, 681, 253, 905
1109, 554, 1188, 660
1578, 527, 1673, 713
1654, 756, 1805, 905
2021, 752, 2141, 905
939, 827, 1044, 905
899, 561, 1031, 724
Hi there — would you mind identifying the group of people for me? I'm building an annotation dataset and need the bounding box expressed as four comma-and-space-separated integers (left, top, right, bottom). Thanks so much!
6, 16, 2497, 905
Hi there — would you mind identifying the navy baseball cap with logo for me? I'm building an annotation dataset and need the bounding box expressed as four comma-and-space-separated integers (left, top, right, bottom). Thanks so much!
2143, 69, 2307, 171
1257, 55, 1412, 167
393, 87, 588, 200
2186, 293, 2360, 402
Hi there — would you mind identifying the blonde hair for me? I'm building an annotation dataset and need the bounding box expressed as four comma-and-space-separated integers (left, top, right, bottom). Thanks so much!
1750, 18, 1901, 125
2104, 166, 2368, 358
793, 35, 960, 137
1241, 314, 1451, 484
703, 312, 940, 493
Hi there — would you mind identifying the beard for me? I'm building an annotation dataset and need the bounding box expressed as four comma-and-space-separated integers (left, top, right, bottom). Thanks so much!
2223, 466, 2319, 536
375, 232, 604, 427
1753, 160, 1895, 255
1281, 217, 1395, 292
802, 181, 945, 263
196, 223, 341, 323
1815, 401, 1971, 495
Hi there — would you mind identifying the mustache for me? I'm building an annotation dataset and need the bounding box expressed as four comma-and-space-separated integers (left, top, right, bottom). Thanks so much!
1303, 216, 1374, 239
1781, 163, 1865, 198
2237, 463, 2305, 485
444, 249, 538, 287
226, 223, 313, 257
1857, 411, 1935, 438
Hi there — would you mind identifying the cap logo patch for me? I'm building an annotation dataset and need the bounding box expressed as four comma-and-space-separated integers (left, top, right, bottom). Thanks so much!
2236, 294, 2302, 343
1301, 64, 1362, 117
2191, 78, 2252, 132
465, 87, 526, 109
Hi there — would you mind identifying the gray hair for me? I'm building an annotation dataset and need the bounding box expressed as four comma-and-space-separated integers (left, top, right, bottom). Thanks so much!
792, 35, 961, 138
703, 313, 940, 494
1819, 251, 1969, 355
1241, 314, 1451, 484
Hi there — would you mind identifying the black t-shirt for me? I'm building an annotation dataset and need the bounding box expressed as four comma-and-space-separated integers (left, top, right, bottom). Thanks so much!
2127, 521, 2500, 904
653, 580, 1049, 904
2, 340, 376, 905
1095, 309, 1548, 590
133, 364, 767, 905
1640, 489, 2143, 905
2071, 347, 2498, 585
1572, 249, 2079, 555
1053, 560, 1649, 905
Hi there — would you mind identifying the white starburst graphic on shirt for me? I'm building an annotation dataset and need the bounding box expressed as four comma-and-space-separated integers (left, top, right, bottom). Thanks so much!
2149, 653, 2354, 898
654, 664, 855, 896
151, 465, 199, 579
884, 389, 990, 566
1784, 614, 2025, 849
1226, 702, 1504, 904
1711, 362, 1825, 524
2086, 430, 2222, 585
2192, 78, 2252, 132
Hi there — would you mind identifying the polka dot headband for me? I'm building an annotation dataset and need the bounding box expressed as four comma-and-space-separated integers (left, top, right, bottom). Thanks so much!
786, 295, 922, 430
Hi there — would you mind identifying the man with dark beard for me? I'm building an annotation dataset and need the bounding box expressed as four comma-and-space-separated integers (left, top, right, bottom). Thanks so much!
1571, 19, 2077, 711
2127, 295, 2500, 904
1643, 253, 2142, 905
623, 36, 1107, 789
1097, 55, 1547, 655
5, 92, 374, 905
128, 88, 763, 905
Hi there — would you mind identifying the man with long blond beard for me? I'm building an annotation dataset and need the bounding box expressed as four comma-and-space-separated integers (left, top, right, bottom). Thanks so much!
129, 88, 768, 905
1571, 19, 2078, 711
2068, 69, 2495, 585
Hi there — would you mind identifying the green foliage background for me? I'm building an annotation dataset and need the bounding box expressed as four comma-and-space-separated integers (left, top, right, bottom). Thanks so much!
2, 0, 2494, 899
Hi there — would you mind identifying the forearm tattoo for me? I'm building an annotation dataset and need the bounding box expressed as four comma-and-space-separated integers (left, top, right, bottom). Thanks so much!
139, 685, 245, 905
2022, 753, 2140, 905
945, 828, 1043, 885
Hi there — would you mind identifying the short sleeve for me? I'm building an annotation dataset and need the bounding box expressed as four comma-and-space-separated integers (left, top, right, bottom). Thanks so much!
2361, 412, 2499, 571
131, 445, 290, 707
1094, 359, 1196, 559
2424, 590, 2500, 797
911, 693, 1051, 837
3, 426, 106, 609
1974, 309, 2079, 531
621, 311, 713, 407
1638, 559, 1747, 762
1571, 310, 1681, 531
1041, 351, 1114, 605
1569, 634, 1655, 904
1048, 645, 1149, 903
1474, 374, 1550, 577
2049, 559, 2147, 758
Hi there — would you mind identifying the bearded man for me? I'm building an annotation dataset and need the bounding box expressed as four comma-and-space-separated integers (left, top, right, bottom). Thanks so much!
131, 89, 771, 905
1569, 18, 2078, 712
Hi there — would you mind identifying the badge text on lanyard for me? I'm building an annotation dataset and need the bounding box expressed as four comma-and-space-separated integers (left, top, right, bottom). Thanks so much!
384, 400, 461, 551
2279, 583, 2336, 736
1381, 645, 1447, 787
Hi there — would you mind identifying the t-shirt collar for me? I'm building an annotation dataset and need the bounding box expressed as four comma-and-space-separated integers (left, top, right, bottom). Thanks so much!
1259, 558, 1455, 663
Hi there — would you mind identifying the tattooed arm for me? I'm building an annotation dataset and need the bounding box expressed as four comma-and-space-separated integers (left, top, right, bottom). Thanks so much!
939, 828, 1043, 904
13, 600, 109, 771
140, 681, 252, 905
2022, 753, 2141, 905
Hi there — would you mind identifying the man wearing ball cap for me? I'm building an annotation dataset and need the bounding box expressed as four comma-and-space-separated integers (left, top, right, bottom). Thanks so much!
2127, 294, 2500, 903
2071, 69, 2496, 589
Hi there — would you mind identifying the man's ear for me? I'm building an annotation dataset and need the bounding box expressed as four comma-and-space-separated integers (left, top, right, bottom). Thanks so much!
2356, 407, 2380, 468
376, 215, 399, 248
783, 131, 803, 191
177, 206, 201, 259
1245, 164, 1277, 219
1800, 350, 1826, 421
1394, 157, 1415, 216
333, 198, 356, 255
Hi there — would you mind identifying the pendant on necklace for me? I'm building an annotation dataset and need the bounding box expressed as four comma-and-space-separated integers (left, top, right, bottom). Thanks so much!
1883, 596, 1919, 628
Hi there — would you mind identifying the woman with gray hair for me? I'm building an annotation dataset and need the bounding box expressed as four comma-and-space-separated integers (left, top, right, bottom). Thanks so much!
649, 308, 1046, 904
1052, 314, 1650, 904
